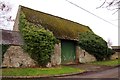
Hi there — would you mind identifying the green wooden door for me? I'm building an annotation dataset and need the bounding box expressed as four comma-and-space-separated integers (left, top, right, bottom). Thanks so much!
61, 40, 76, 64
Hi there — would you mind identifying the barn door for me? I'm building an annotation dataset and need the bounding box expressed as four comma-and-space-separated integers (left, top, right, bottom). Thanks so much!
61, 40, 76, 64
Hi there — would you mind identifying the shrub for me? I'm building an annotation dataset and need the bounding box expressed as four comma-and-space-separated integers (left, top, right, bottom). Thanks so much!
105, 48, 115, 60
19, 12, 57, 67
78, 32, 113, 61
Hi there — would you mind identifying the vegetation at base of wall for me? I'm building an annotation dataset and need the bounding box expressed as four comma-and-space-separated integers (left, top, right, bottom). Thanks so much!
0, 44, 10, 61
19, 12, 57, 67
2, 66, 85, 76
105, 48, 115, 60
91, 59, 120, 66
78, 32, 115, 61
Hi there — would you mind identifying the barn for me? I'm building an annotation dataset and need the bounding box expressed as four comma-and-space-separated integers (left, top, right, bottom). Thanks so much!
2, 6, 96, 67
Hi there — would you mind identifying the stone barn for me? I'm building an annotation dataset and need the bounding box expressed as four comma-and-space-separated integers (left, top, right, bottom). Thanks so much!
111, 46, 120, 60
1, 29, 36, 67
2, 6, 97, 67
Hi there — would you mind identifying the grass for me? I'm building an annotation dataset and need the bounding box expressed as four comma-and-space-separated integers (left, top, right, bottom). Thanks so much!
91, 59, 120, 66
2, 66, 84, 76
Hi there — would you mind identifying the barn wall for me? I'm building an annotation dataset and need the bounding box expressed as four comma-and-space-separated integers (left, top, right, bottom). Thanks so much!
111, 52, 119, 60
76, 46, 96, 63
2, 46, 37, 68
13, 6, 21, 31
51, 42, 61, 66
76, 46, 81, 63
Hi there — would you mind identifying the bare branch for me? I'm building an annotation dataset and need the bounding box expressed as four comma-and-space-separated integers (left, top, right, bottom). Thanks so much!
96, 0, 106, 9
97, 0, 120, 14
0, 1, 14, 28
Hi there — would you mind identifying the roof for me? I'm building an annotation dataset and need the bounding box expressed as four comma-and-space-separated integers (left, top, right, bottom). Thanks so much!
111, 46, 120, 50
20, 6, 93, 41
1, 29, 23, 45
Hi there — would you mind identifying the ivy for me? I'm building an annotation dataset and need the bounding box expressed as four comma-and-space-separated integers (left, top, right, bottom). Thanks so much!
78, 32, 115, 61
0, 44, 10, 61
19, 12, 57, 67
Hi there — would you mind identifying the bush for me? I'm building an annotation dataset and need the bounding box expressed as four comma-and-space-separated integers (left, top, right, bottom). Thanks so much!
105, 48, 115, 60
78, 32, 114, 61
19, 12, 57, 67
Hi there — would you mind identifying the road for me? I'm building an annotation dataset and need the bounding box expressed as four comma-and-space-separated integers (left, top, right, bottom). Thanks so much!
2, 66, 120, 80
57, 66, 120, 78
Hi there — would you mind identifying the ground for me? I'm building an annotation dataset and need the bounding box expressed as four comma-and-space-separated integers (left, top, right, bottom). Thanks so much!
57, 66, 119, 78
65, 63, 112, 71
2, 59, 120, 79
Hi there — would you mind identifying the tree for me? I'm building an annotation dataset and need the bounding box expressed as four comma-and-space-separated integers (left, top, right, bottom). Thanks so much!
0, 1, 14, 28
97, 0, 120, 14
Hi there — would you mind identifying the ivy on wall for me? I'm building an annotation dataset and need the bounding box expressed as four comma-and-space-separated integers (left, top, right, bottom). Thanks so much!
0, 44, 10, 61
78, 32, 115, 61
19, 12, 57, 67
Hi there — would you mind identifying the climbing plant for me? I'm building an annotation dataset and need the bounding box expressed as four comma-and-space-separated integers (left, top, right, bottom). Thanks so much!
78, 32, 115, 61
0, 44, 10, 61
19, 12, 57, 67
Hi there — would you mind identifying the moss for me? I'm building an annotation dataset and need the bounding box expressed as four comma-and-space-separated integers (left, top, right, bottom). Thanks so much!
20, 6, 93, 41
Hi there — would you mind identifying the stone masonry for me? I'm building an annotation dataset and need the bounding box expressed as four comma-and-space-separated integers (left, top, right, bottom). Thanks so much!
111, 52, 119, 60
2, 46, 37, 68
76, 46, 96, 63
51, 43, 61, 66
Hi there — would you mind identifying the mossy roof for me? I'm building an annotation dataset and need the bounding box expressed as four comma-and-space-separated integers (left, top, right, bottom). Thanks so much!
20, 6, 93, 41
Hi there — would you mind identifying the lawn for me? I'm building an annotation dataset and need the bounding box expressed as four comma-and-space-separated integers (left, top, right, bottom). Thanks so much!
2, 66, 84, 76
91, 59, 120, 66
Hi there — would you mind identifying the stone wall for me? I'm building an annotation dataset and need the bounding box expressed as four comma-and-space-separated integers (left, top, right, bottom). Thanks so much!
51, 42, 61, 66
76, 46, 81, 63
76, 46, 96, 63
2, 46, 37, 68
13, 6, 21, 31
2, 44, 97, 68
111, 52, 119, 60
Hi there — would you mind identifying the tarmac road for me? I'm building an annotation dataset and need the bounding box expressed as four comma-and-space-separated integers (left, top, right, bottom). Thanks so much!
57, 66, 120, 78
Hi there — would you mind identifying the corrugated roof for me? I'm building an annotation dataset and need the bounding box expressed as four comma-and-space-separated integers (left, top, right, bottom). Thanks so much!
20, 6, 93, 41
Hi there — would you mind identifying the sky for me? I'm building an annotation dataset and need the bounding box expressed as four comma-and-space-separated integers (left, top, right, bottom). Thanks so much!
0, 0, 118, 46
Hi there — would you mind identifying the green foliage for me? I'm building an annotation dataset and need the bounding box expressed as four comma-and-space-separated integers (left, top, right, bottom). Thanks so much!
2, 66, 84, 76
78, 32, 114, 61
105, 48, 115, 60
91, 59, 120, 66
21, 6, 93, 40
0, 44, 10, 61
19, 12, 56, 67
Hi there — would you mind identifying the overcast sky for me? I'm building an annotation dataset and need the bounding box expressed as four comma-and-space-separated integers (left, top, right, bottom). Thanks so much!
0, 0, 118, 46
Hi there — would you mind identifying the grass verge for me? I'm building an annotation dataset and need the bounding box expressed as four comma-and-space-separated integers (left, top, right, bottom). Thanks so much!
2, 66, 84, 76
91, 59, 120, 66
